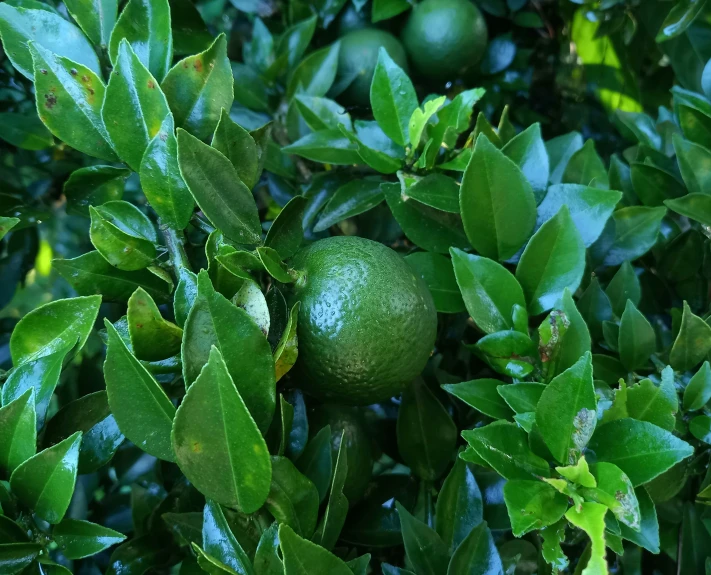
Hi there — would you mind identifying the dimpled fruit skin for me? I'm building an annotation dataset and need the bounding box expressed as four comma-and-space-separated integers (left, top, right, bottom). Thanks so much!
337, 28, 409, 107
290, 236, 436, 405
401, 0, 487, 82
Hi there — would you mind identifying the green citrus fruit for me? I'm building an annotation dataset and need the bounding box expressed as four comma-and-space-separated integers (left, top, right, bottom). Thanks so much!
310, 404, 373, 502
289, 236, 436, 405
401, 0, 487, 82
336, 28, 409, 106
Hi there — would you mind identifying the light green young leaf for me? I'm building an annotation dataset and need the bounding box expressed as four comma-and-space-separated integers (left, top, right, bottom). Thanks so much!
408, 95, 446, 150
564, 502, 608, 575
503, 480, 569, 537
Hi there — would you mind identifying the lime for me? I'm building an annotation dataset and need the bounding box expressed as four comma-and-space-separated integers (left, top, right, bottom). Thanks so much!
336, 28, 409, 106
289, 236, 436, 405
310, 404, 373, 502
401, 0, 487, 82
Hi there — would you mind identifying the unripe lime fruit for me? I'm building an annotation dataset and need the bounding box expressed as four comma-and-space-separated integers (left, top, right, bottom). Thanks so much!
289, 236, 436, 405
401, 0, 487, 82
336, 28, 409, 106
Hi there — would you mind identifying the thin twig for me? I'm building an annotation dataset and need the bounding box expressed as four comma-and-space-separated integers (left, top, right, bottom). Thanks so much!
160, 223, 191, 273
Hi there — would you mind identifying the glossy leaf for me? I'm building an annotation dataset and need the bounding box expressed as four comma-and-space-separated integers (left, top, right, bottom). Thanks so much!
296, 425, 332, 503
683, 361, 711, 411
460, 135, 536, 261
626, 369, 677, 431
9, 295, 100, 365
370, 48, 417, 146
404, 252, 464, 313
446, 521, 503, 575
618, 486, 659, 553
212, 109, 260, 190
435, 458, 483, 553
673, 134, 711, 194
53, 519, 126, 560
89, 206, 157, 271
182, 271, 275, 432
278, 524, 352, 575
516, 206, 585, 316
503, 481, 568, 537
0, 390, 36, 474
664, 193, 711, 227
578, 277, 612, 341
312, 434, 348, 551
618, 300, 656, 372
0, 4, 101, 79
64, 0, 116, 47
286, 42, 340, 99
102, 39, 170, 170
283, 130, 361, 165
254, 523, 282, 575
472, 330, 537, 378
127, 287, 182, 361
598, 206, 666, 267
396, 502, 449, 575
536, 352, 596, 465
501, 123, 549, 203
314, 179, 383, 232
497, 383, 545, 414
10, 431, 81, 524
29, 43, 116, 161
162, 34, 233, 140
405, 173, 460, 213
670, 301, 711, 371
202, 500, 254, 575
0, 544, 42, 574
605, 262, 640, 318
177, 129, 261, 245
294, 95, 352, 133
546, 131, 583, 185
104, 319, 176, 460
173, 346, 271, 513
265, 456, 319, 538
562, 139, 608, 187
443, 379, 513, 420
64, 166, 130, 216
109, 0, 172, 81
273, 302, 300, 381
397, 378, 457, 481
589, 418, 693, 486
450, 247, 525, 333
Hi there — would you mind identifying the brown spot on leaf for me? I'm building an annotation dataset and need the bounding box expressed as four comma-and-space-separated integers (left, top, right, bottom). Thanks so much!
88, 88, 95, 95
193, 59, 203, 72
82, 75, 89, 82
135, 323, 144, 328
44, 93, 57, 109
192, 441, 202, 453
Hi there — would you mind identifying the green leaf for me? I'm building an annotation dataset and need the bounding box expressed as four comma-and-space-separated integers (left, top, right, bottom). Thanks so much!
314, 179, 383, 232
254, 523, 283, 575
383, 183, 469, 253
286, 42, 340, 99
664, 193, 711, 227
673, 134, 711, 194
630, 162, 685, 207
546, 131, 583, 185
212, 110, 260, 190
127, 287, 182, 361
0, 544, 42, 575
404, 252, 465, 314
177, 129, 261, 245
42, 391, 123, 474
656, 0, 708, 42
405, 173, 460, 213
428, 88, 485, 154
64, 166, 130, 217
540, 520, 568, 572
104, 319, 176, 461
0, 390, 36, 474
294, 95, 352, 133
182, 271, 275, 432
408, 96, 446, 150
537, 184, 621, 247
501, 123, 549, 203
449, 247, 525, 333
312, 434, 348, 551
109, 0, 172, 81
372, 0, 411, 21
173, 346, 271, 513
203, 500, 254, 575
339, 124, 402, 174
589, 418, 693, 486
618, 300, 656, 372
29, 43, 117, 161
626, 369, 677, 431
192, 543, 240, 574
460, 135, 536, 261
553, 288, 592, 377
618, 486, 659, 553
435, 458, 483, 554
516, 206, 585, 316
397, 378, 457, 481
279, 524, 352, 575
54, 251, 172, 303
605, 262, 640, 318
256, 246, 294, 284
0, 217, 20, 241
102, 39, 170, 170
396, 502, 449, 575
2, 343, 71, 430
370, 48, 417, 147
614, 111, 662, 150
446, 521, 503, 575
585, 462, 639, 530
274, 302, 300, 382
0, 4, 101, 79
264, 196, 307, 260
9, 295, 100, 365
10, 431, 81, 524
283, 130, 361, 165
89, 206, 157, 271
472, 330, 537, 378
564, 503, 608, 574
162, 34, 233, 140
443, 379, 513, 420
670, 301, 711, 371
53, 519, 126, 560
503, 480, 568, 537
266, 456, 319, 538
578, 277, 613, 341
497, 383, 545, 414
562, 139, 609, 187
64, 0, 117, 47
536, 352, 597, 465
597, 206, 667, 267
683, 361, 711, 410
689, 415, 711, 442
0, 112, 53, 150
462, 422, 550, 480
296, 425, 332, 503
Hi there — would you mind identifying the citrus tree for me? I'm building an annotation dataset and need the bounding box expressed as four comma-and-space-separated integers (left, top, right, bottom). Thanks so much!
1, 0, 711, 574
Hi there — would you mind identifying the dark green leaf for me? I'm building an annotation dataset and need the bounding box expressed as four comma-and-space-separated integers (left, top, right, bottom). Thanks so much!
630, 162, 685, 207
683, 361, 711, 410
578, 277, 613, 341
283, 130, 361, 165
546, 131, 583, 185
203, 500, 253, 575
501, 123, 549, 203
665, 193, 711, 227
265, 196, 307, 260
443, 379, 513, 420
689, 415, 711, 442
0, 390, 36, 474
53, 519, 126, 560
370, 48, 417, 146
212, 110, 260, 190
127, 287, 182, 361
296, 425, 332, 503
89, 206, 157, 271
446, 521, 503, 575
254, 523, 282, 575
312, 434, 348, 551
266, 456, 319, 538
279, 524, 352, 575
670, 301, 711, 371
64, 0, 117, 46
0, 112, 53, 150
598, 206, 666, 267
286, 42, 340, 99
314, 179, 383, 232
0, 544, 42, 575
673, 133, 711, 194
619, 300, 656, 372
472, 330, 537, 378
64, 166, 130, 217
293, 95, 352, 133
626, 368, 677, 431
605, 262, 640, 318
396, 502, 449, 575
656, 0, 708, 42
497, 383, 545, 414
405, 174, 460, 213
435, 458, 483, 554
562, 139, 608, 187
618, 486, 659, 553
585, 462, 639, 529
460, 135, 536, 261
404, 252, 464, 314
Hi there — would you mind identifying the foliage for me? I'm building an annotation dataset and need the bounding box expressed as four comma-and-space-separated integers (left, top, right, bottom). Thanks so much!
2, 0, 711, 573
